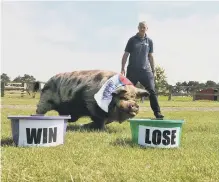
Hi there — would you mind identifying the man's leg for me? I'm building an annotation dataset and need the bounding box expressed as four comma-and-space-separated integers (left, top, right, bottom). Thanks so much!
138, 70, 164, 119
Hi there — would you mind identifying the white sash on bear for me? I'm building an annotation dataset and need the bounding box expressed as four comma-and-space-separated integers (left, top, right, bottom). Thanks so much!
94, 74, 133, 112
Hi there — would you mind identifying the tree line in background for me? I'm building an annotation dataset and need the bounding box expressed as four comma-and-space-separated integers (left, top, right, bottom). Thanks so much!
1, 66, 219, 95
1, 73, 36, 83
135, 66, 219, 95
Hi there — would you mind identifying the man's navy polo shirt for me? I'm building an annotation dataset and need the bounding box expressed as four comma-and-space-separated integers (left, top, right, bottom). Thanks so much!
125, 33, 153, 72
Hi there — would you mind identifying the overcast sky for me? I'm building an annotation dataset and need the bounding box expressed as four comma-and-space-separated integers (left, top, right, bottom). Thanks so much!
1, 1, 219, 85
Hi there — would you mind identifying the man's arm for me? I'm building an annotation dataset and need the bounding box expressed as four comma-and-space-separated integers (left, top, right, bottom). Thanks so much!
121, 52, 129, 75
149, 53, 155, 74
149, 39, 155, 74
121, 38, 132, 75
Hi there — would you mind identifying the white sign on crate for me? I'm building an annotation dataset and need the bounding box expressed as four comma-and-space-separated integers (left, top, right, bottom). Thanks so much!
18, 119, 64, 147
138, 125, 181, 148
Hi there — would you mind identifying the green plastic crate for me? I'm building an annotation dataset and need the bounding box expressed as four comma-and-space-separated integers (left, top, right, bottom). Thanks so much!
128, 118, 185, 148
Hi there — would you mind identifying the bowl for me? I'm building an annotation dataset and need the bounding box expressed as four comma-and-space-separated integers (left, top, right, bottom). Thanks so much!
7, 114, 71, 147
128, 118, 185, 148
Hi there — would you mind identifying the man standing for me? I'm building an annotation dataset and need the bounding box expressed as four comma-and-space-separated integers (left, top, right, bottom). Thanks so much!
121, 21, 164, 119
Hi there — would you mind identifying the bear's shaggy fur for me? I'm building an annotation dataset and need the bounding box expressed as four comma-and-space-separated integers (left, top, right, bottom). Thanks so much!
36, 70, 149, 130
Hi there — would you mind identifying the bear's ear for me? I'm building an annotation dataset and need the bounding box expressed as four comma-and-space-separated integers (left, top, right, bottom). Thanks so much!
112, 86, 127, 95
135, 88, 150, 98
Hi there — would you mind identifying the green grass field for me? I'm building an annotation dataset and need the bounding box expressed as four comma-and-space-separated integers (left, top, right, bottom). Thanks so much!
2, 93, 219, 107
1, 95, 219, 182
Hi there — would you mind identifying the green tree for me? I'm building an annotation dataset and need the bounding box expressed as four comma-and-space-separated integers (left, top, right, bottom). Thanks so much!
187, 81, 200, 93
198, 83, 206, 89
13, 76, 23, 82
13, 74, 36, 83
1, 73, 11, 83
180, 81, 188, 93
205, 80, 217, 88
154, 66, 168, 94
172, 82, 182, 94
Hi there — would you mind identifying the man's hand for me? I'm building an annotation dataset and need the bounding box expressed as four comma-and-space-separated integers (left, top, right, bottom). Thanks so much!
152, 69, 155, 76
121, 68, 126, 76
152, 70, 156, 78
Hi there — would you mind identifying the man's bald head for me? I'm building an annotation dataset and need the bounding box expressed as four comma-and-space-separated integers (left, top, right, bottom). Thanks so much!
138, 21, 147, 27
138, 21, 148, 37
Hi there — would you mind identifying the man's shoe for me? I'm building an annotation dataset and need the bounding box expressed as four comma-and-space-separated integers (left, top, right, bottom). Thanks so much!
154, 112, 164, 119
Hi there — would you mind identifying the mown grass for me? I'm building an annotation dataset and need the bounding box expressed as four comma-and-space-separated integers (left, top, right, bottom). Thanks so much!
1, 96, 219, 182
2, 94, 219, 108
